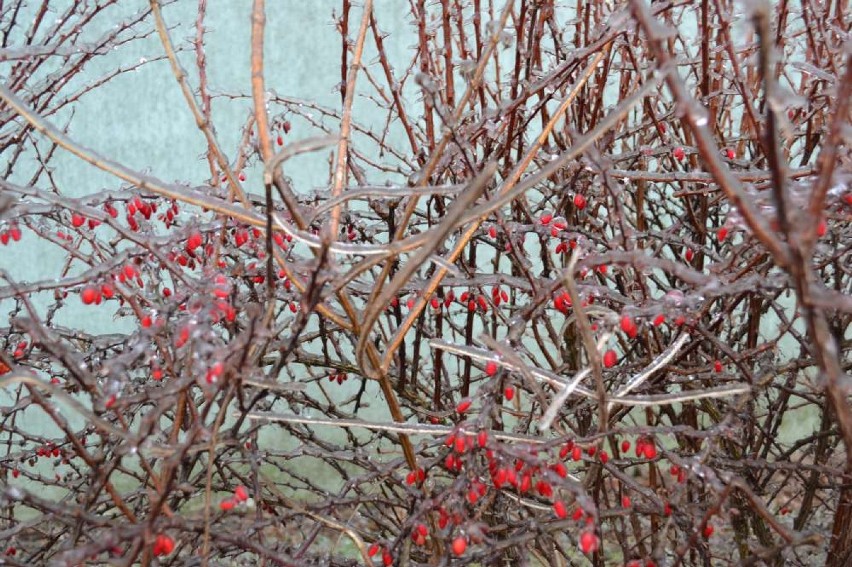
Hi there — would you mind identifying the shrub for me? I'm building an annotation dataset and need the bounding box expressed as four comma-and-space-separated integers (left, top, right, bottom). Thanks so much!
1, 1, 850, 565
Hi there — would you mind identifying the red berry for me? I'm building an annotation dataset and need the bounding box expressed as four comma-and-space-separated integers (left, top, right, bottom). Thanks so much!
540, 213, 553, 225
382, 549, 393, 566
653, 314, 665, 327
71, 213, 85, 227
478, 430, 488, 448
573, 194, 587, 210
620, 315, 637, 338
206, 362, 224, 384
817, 219, 827, 237
703, 524, 714, 538
622, 495, 631, 508
452, 536, 467, 556
152, 534, 175, 556
713, 360, 722, 373
554, 500, 567, 519
488, 225, 497, 238
726, 148, 736, 159
673, 146, 685, 161
368, 543, 379, 557
234, 485, 249, 502
219, 498, 236, 511
602, 349, 617, 368
621, 440, 631, 453
456, 399, 472, 413
579, 530, 599, 554
101, 284, 115, 299
176, 326, 191, 348
485, 360, 498, 375
504, 386, 514, 401
467, 487, 480, 504
187, 232, 203, 252
684, 248, 694, 262
717, 226, 728, 242
80, 286, 100, 305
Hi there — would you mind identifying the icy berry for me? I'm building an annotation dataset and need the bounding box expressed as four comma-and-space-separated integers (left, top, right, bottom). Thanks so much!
152, 534, 175, 556
579, 530, 599, 554
81, 286, 100, 305
452, 536, 467, 556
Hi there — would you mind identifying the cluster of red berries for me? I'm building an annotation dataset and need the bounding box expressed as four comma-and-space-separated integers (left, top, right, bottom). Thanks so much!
620, 314, 638, 338
124, 195, 160, 231
152, 534, 174, 556
0, 224, 22, 245
219, 485, 249, 511
634, 437, 658, 460
35, 443, 62, 459
328, 371, 348, 384
367, 542, 393, 566
405, 467, 426, 486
